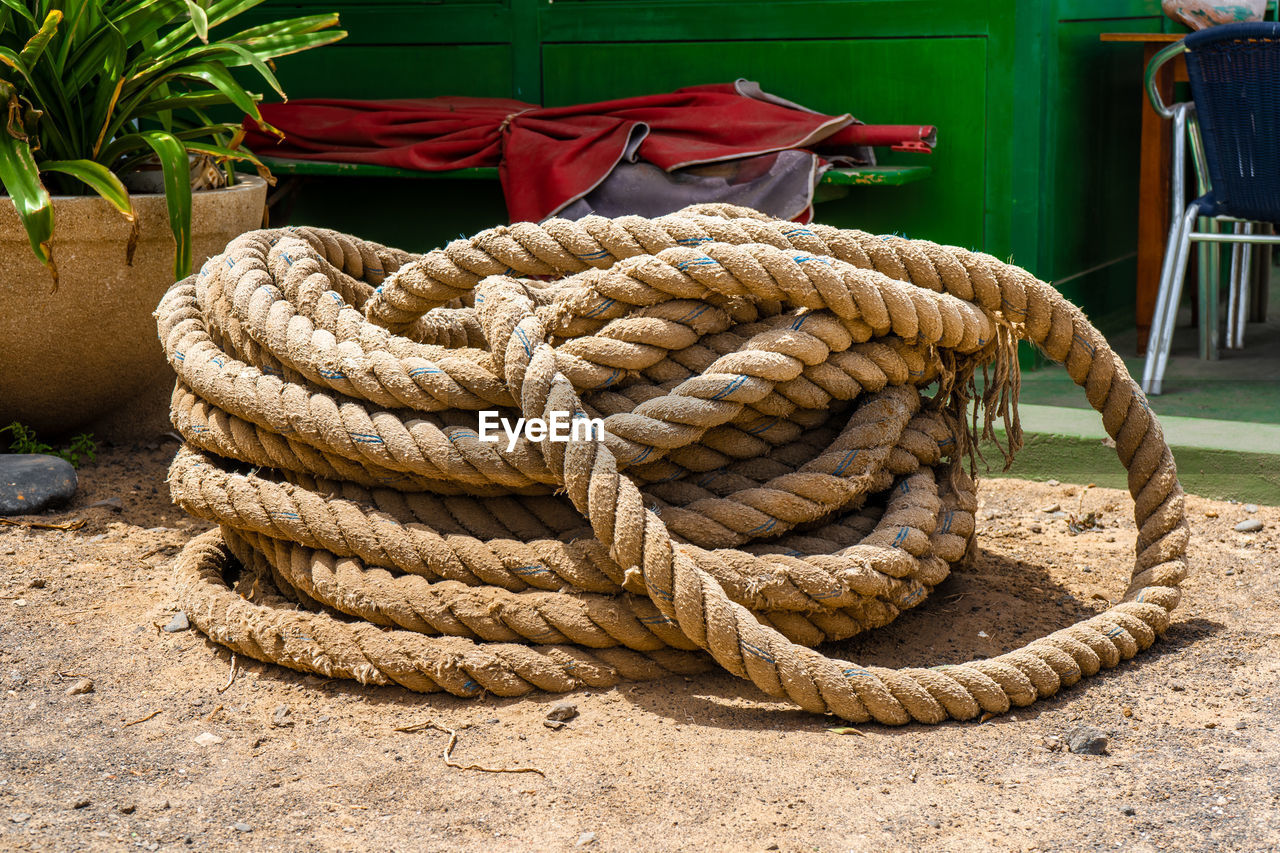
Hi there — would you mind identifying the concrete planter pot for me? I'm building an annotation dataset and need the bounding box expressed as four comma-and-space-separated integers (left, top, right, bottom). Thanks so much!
0, 176, 266, 441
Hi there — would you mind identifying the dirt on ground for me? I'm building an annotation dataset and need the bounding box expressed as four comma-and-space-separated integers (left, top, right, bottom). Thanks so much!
0, 440, 1277, 853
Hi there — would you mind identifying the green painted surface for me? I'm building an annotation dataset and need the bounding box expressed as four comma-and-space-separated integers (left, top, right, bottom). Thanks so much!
822, 166, 933, 187
541, 38, 987, 250
281, 177, 509, 254
257, 44, 514, 100
986, 431, 1280, 504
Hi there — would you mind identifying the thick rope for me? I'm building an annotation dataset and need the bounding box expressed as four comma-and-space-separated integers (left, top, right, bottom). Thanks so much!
158, 209, 1188, 724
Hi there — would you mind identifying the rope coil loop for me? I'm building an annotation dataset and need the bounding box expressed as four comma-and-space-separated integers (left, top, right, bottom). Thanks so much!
159, 206, 1189, 725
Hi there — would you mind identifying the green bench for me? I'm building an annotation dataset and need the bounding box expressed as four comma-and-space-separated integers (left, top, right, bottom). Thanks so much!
259, 157, 932, 211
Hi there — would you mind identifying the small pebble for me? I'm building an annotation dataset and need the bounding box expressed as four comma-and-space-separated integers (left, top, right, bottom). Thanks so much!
1040, 503, 1061, 513
272, 705, 293, 727
118, 803, 136, 815
343, 826, 356, 833
9, 813, 31, 824
1234, 720, 1246, 730
1047, 479, 1060, 486
1030, 524, 1043, 534
1122, 806, 1136, 816
576, 832, 597, 847
546, 702, 579, 723
232, 822, 252, 833
65, 678, 94, 696
194, 732, 223, 746
71, 798, 90, 810
88, 498, 123, 513
1244, 504, 1258, 513
1066, 725, 1109, 755
163, 612, 190, 633
28, 578, 45, 589
1234, 519, 1263, 533
1205, 510, 1218, 518
1204, 721, 1217, 729
544, 719, 566, 731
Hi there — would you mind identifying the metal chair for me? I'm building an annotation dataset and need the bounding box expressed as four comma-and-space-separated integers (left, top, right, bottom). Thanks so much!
1141, 22, 1280, 396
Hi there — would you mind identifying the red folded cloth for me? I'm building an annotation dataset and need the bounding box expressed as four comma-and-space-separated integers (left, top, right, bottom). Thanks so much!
244, 83, 934, 222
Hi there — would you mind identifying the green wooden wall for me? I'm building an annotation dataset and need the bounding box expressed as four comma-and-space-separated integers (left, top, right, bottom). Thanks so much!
249, 0, 1169, 334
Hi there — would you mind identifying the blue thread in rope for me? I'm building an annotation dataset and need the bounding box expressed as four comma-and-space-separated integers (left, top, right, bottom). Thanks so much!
740, 639, 776, 664
710, 375, 749, 401
514, 326, 533, 358
833, 449, 861, 476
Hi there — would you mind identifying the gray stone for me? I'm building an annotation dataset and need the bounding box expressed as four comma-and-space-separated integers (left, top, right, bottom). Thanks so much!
1244, 504, 1259, 513
546, 702, 579, 723
272, 705, 293, 728
0, 455, 77, 515
1066, 725, 1109, 755
89, 497, 123, 512
1235, 519, 1263, 533
64, 678, 94, 696
163, 612, 190, 633
576, 832, 597, 847
232, 822, 252, 833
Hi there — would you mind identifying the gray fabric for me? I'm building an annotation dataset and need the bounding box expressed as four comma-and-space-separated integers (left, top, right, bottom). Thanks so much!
559, 149, 823, 222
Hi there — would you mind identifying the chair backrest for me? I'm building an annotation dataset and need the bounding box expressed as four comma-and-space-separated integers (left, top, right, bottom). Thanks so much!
1184, 22, 1280, 222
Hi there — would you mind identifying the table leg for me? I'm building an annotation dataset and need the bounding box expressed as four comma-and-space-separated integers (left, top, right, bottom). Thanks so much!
1136, 44, 1175, 356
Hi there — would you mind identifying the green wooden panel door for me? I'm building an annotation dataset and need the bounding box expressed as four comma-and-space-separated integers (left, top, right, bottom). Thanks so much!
541, 38, 987, 250
265, 44, 514, 100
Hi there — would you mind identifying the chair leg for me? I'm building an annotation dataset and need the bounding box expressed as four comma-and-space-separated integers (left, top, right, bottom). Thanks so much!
1227, 223, 1243, 350
1198, 217, 1221, 361
1144, 204, 1199, 395
1235, 224, 1253, 349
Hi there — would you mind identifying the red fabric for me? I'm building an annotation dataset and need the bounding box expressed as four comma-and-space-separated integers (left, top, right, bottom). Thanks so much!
818, 123, 937, 152
245, 85, 859, 222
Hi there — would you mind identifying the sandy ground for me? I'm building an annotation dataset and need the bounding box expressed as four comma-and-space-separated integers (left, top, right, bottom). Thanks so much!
1, 441, 1278, 853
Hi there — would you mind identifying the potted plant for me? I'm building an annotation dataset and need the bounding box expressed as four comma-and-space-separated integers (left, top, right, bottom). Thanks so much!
0, 1, 344, 440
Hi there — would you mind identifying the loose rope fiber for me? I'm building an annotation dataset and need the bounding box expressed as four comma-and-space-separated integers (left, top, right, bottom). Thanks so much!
157, 204, 1189, 725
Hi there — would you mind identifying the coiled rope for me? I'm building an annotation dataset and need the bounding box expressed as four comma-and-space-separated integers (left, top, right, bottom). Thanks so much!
158, 204, 1189, 725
